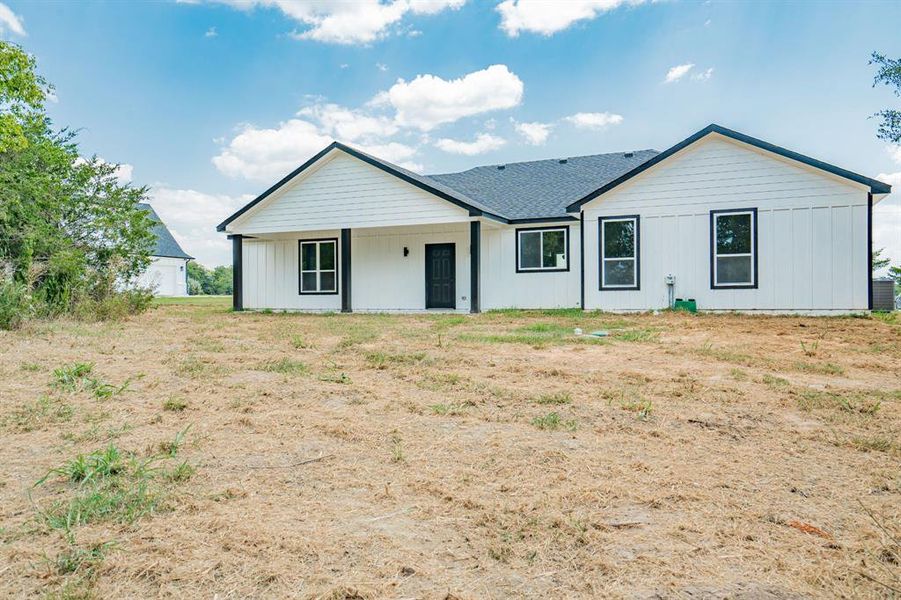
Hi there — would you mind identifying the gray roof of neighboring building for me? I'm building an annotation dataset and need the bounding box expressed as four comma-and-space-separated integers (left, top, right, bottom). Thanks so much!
137, 203, 193, 260
426, 149, 661, 220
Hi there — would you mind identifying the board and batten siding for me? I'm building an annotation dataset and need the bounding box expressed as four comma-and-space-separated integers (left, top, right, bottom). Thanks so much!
136, 256, 188, 297
583, 135, 870, 312
241, 224, 473, 311
480, 223, 581, 309
229, 151, 470, 235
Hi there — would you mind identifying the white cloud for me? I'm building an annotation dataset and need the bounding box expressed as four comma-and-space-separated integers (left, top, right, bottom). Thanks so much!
354, 140, 418, 164
376, 62, 389, 72
148, 186, 252, 267
496, 0, 645, 37
691, 67, 714, 81
408, 0, 465, 15
887, 145, 901, 165
877, 171, 901, 190
513, 119, 552, 145
205, 26, 218, 37
208, 0, 464, 45
114, 163, 135, 183
298, 103, 398, 141
212, 119, 333, 182
564, 112, 623, 130
377, 64, 524, 131
872, 189, 901, 274
665, 63, 694, 83
435, 133, 506, 155
0, 2, 26, 36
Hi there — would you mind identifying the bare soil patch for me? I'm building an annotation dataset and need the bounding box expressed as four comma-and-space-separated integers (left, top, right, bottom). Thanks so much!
1, 302, 899, 599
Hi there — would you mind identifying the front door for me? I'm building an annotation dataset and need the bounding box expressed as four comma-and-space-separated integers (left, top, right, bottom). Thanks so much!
425, 243, 456, 309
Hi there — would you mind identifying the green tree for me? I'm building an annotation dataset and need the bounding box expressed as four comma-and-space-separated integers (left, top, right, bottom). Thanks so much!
872, 247, 891, 272
0, 42, 155, 326
186, 262, 232, 295
871, 53, 901, 143
187, 261, 211, 294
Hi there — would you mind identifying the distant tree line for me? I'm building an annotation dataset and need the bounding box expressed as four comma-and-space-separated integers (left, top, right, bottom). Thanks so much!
187, 262, 232, 295
0, 42, 155, 329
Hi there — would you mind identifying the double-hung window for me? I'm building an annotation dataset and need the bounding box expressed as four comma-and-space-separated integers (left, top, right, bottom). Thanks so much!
599, 215, 639, 290
516, 227, 568, 272
711, 208, 757, 288
298, 238, 338, 294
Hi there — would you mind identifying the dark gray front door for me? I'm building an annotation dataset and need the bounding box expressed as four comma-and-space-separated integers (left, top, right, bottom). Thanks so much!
425, 243, 455, 309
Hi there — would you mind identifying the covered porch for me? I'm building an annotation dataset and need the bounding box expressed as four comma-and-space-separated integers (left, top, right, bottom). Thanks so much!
230, 220, 487, 313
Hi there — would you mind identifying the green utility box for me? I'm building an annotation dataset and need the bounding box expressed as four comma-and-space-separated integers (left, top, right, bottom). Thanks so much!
673, 298, 697, 313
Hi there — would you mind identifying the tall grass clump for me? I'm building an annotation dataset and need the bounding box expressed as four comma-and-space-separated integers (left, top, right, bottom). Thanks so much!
33, 430, 195, 531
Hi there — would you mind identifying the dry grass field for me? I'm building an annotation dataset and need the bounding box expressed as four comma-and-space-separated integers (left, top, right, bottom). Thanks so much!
1, 298, 899, 599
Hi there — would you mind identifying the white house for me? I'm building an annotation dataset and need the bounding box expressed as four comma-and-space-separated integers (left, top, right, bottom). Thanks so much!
136, 203, 192, 297
216, 124, 891, 314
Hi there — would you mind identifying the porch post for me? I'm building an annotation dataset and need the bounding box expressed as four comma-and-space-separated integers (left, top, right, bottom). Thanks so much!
470, 220, 480, 313
341, 228, 352, 313
230, 234, 243, 312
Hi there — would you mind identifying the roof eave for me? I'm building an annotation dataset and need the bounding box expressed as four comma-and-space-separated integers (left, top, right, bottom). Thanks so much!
566, 124, 893, 211
217, 141, 507, 232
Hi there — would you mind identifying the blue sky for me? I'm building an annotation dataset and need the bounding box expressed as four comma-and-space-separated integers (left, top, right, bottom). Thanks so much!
3, 0, 900, 267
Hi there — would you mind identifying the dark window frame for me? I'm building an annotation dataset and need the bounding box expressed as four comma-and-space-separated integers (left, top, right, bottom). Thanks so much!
514, 225, 570, 273
598, 215, 640, 291
298, 237, 339, 295
709, 208, 758, 290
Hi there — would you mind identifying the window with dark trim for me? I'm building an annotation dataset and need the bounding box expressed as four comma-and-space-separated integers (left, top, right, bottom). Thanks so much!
515, 226, 569, 272
298, 238, 338, 295
599, 215, 640, 290
710, 208, 757, 289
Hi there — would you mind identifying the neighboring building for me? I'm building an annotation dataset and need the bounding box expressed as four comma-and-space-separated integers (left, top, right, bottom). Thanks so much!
136, 203, 192, 297
216, 124, 892, 314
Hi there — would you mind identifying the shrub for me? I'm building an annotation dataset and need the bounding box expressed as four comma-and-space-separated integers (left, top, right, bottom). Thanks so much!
0, 279, 33, 330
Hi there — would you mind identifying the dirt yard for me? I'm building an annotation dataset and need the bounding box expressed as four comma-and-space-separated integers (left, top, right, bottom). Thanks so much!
1, 299, 899, 599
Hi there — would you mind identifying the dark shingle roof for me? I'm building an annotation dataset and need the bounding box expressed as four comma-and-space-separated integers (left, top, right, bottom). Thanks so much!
137, 203, 193, 260
426, 150, 660, 220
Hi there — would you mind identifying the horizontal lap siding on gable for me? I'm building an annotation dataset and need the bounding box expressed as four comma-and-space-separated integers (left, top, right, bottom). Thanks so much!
232, 153, 470, 234
583, 137, 869, 312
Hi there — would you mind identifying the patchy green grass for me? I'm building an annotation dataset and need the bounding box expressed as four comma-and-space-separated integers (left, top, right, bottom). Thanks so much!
389, 433, 405, 464
531, 412, 577, 431
162, 398, 188, 412
365, 351, 428, 369
318, 369, 351, 384
762, 374, 790, 388
847, 435, 899, 456
692, 344, 763, 368
792, 361, 844, 376
52, 363, 95, 392
533, 392, 572, 405
336, 326, 379, 349
290, 335, 309, 349
256, 357, 309, 375
796, 389, 893, 415
5, 396, 74, 432
613, 328, 659, 342
620, 398, 654, 420
429, 403, 467, 416
457, 332, 607, 347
